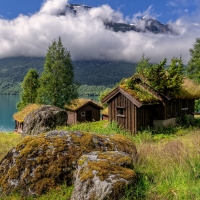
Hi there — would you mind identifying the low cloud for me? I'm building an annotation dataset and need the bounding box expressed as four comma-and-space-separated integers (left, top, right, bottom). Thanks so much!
0, 0, 199, 63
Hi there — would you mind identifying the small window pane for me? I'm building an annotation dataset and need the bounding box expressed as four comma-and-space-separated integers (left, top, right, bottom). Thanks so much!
117, 108, 124, 115
81, 112, 85, 116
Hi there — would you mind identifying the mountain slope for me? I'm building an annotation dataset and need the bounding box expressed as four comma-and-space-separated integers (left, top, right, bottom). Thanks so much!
0, 57, 136, 94
64, 4, 175, 35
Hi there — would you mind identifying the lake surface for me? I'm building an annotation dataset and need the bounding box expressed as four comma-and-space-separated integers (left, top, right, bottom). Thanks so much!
0, 95, 99, 132
0, 95, 20, 132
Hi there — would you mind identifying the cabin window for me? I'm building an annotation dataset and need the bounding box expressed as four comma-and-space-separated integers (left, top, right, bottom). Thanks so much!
81, 112, 85, 117
117, 107, 125, 117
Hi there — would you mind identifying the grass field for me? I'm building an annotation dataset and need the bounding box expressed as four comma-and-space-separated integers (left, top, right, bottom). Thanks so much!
0, 120, 200, 199
0, 132, 22, 160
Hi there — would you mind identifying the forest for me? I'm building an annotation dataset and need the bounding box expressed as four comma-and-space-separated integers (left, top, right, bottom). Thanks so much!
0, 57, 136, 95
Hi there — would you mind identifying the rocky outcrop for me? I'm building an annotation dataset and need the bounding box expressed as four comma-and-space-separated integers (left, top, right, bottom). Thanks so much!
22, 105, 68, 137
71, 151, 136, 200
0, 131, 137, 197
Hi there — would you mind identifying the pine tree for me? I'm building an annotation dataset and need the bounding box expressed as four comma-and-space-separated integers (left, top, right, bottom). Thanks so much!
167, 57, 184, 94
145, 58, 167, 93
17, 68, 39, 111
36, 37, 78, 108
136, 56, 184, 95
136, 54, 151, 77
187, 38, 200, 83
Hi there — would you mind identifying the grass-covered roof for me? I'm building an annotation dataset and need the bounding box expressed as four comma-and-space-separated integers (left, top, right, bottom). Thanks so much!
65, 98, 103, 111
102, 74, 200, 106
102, 107, 108, 115
13, 104, 41, 123
175, 78, 200, 99
120, 78, 160, 105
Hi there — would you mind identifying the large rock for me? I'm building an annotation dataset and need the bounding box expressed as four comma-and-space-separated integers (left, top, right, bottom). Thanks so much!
22, 105, 68, 137
0, 131, 137, 197
71, 151, 136, 200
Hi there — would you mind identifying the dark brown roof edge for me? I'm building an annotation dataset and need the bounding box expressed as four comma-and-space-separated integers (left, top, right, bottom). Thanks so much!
119, 88, 143, 108
101, 87, 120, 104
75, 101, 103, 111
101, 86, 143, 108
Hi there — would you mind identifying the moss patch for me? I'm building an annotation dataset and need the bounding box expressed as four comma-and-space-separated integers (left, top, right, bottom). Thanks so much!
0, 130, 137, 197
13, 104, 41, 123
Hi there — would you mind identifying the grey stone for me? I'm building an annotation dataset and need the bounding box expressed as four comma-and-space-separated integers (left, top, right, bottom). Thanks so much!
71, 151, 136, 200
22, 105, 68, 137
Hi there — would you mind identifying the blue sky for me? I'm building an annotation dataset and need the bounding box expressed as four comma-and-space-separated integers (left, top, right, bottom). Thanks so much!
0, 0, 199, 23
0, 0, 200, 63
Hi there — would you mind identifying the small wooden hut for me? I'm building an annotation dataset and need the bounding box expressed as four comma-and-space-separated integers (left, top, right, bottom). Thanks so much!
102, 107, 108, 120
102, 75, 200, 134
65, 98, 103, 124
13, 104, 40, 133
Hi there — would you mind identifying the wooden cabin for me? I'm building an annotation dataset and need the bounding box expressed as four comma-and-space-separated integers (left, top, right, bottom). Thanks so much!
102, 75, 200, 134
13, 104, 40, 133
65, 99, 103, 124
102, 107, 108, 120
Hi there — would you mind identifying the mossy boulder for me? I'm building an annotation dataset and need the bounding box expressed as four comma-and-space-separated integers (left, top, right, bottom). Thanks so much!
22, 105, 68, 137
0, 130, 137, 197
71, 151, 136, 200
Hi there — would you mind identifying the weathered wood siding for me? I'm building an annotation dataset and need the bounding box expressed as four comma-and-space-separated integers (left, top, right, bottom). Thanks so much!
102, 114, 108, 120
67, 111, 77, 124
108, 92, 195, 134
164, 99, 195, 119
15, 121, 23, 133
136, 105, 155, 131
108, 93, 138, 134
77, 104, 101, 122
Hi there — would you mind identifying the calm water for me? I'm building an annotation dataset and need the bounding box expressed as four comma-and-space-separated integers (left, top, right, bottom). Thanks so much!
0, 95, 20, 132
0, 95, 99, 132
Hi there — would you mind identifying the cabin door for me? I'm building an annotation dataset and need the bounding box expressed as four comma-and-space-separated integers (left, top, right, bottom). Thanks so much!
86, 111, 92, 122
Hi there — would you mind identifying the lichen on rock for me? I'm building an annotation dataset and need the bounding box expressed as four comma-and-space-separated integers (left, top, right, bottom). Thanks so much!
0, 130, 137, 198
71, 151, 136, 200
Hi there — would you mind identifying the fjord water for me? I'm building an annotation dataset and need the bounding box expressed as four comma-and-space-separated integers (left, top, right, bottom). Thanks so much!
0, 95, 19, 132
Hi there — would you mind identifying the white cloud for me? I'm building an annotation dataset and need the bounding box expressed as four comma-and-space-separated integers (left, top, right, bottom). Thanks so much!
0, 0, 199, 64
167, 2, 177, 7
40, 0, 68, 15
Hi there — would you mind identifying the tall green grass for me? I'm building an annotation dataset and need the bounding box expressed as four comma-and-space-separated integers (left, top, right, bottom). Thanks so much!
58, 120, 130, 135
1, 121, 200, 199
122, 129, 200, 200
0, 132, 22, 160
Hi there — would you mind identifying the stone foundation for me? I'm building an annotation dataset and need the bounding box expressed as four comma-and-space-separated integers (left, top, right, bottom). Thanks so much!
153, 118, 176, 129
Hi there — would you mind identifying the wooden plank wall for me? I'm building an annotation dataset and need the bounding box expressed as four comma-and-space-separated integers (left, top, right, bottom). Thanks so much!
108, 92, 195, 134
164, 99, 195, 119
108, 93, 137, 134
77, 104, 101, 122
137, 106, 155, 131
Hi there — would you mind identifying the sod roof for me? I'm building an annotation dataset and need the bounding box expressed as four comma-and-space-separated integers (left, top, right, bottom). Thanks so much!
102, 74, 200, 105
120, 79, 160, 105
175, 78, 200, 99
13, 104, 41, 123
102, 107, 108, 115
65, 98, 103, 111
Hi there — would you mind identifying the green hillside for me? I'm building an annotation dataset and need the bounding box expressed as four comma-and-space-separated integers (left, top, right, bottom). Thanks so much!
0, 57, 136, 94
